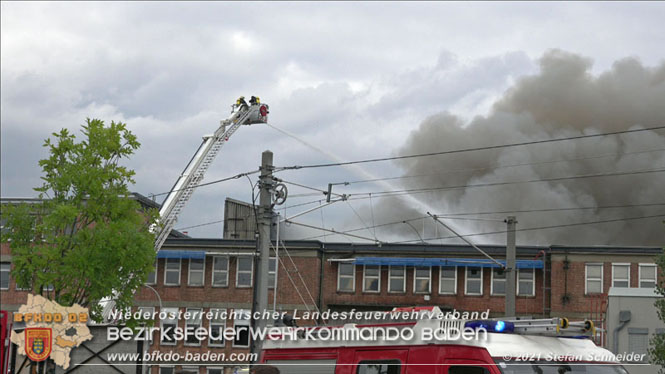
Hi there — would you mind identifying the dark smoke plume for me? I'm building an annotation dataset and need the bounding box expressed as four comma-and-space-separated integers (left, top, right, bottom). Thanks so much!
374, 50, 665, 246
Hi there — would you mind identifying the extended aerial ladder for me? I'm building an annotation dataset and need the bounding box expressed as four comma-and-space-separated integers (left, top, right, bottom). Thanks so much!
153, 96, 269, 251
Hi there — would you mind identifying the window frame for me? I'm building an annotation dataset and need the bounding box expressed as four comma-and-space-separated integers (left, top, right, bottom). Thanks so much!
362, 265, 381, 293
159, 366, 175, 374
491, 267, 506, 296
235, 257, 254, 288
0, 262, 10, 290
146, 260, 157, 285
638, 263, 657, 288
188, 258, 205, 287
611, 263, 630, 288
164, 258, 181, 286
517, 268, 535, 296
388, 265, 406, 293
465, 267, 483, 296
160, 307, 179, 346
232, 309, 251, 348
184, 307, 203, 347
585, 263, 604, 295
439, 266, 457, 295
137, 307, 155, 345
208, 308, 227, 348
269, 257, 277, 290
337, 262, 356, 293
211, 256, 229, 288
413, 266, 431, 294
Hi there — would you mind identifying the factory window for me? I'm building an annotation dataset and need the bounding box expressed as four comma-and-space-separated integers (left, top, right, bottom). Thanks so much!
639, 264, 657, 288
363, 265, 381, 293
185, 308, 202, 346
212, 256, 228, 287
146, 260, 157, 285
181, 367, 198, 374
188, 258, 205, 286
439, 266, 457, 295
207, 369, 223, 374
465, 267, 483, 295
585, 263, 603, 294
269, 257, 277, 289
611, 263, 630, 288
233, 309, 251, 348
236, 257, 253, 288
414, 266, 431, 294
159, 367, 174, 374
0, 262, 9, 290
518, 268, 535, 296
164, 258, 181, 286
160, 307, 179, 346
208, 308, 226, 347
388, 266, 406, 293
137, 307, 154, 345
491, 268, 506, 296
338, 263, 355, 292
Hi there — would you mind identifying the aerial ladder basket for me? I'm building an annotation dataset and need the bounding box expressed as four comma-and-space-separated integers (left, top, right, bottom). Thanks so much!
153, 97, 269, 252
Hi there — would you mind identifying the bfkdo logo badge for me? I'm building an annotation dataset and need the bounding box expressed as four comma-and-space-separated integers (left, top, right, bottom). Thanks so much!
25, 328, 52, 361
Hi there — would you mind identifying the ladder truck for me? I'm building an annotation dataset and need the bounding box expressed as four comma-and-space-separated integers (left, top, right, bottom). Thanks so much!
153, 96, 269, 251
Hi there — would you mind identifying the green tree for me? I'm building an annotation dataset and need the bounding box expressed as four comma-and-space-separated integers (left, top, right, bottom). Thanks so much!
650, 245, 665, 370
1, 119, 158, 321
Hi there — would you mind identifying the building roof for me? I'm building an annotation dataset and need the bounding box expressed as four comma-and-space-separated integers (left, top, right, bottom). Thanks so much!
160, 238, 662, 256
608, 287, 663, 298
1, 194, 189, 238
550, 245, 662, 255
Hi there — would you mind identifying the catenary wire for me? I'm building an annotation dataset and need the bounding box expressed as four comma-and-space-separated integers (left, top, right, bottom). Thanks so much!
340, 168, 665, 200
395, 213, 665, 244
339, 148, 665, 185
295, 203, 665, 241
275, 126, 665, 171
150, 170, 260, 198
176, 202, 665, 233
290, 213, 665, 244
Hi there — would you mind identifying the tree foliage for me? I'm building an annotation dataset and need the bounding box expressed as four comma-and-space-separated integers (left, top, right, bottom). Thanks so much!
1, 119, 158, 321
650, 246, 665, 370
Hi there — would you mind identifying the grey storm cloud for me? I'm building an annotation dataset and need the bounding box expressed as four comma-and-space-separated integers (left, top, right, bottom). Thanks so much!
366, 50, 665, 246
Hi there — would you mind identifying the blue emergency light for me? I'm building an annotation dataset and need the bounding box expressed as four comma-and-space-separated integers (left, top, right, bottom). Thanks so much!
464, 320, 515, 333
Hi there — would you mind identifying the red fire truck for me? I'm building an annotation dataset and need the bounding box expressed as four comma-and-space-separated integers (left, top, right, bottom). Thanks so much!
259, 307, 626, 374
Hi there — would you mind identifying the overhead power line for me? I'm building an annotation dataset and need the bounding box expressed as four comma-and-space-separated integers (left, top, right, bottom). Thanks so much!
342, 168, 665, 198
296, 202, 665, 241
396, 213, 665, 244
339, 148, 665, 185
276, 126, 665, 171
151, 170, 260, 198
292, 213, 665, 244
177, 202, 665, 234
277, 167, 665, 205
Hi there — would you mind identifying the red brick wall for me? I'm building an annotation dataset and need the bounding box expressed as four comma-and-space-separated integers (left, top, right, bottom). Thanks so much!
0, 242, 29, 308
549, 256, 663, 317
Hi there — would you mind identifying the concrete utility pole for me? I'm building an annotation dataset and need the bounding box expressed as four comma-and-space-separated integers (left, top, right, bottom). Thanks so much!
505, 216, 517, 317
250, 150, 273, 361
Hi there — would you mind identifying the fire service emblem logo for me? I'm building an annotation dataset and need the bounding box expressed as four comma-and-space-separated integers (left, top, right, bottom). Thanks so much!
25, 328, 52, 362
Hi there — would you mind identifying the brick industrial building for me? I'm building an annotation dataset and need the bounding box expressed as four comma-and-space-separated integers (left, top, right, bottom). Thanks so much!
2, 237, 662, 373
1, 197, 663, 373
